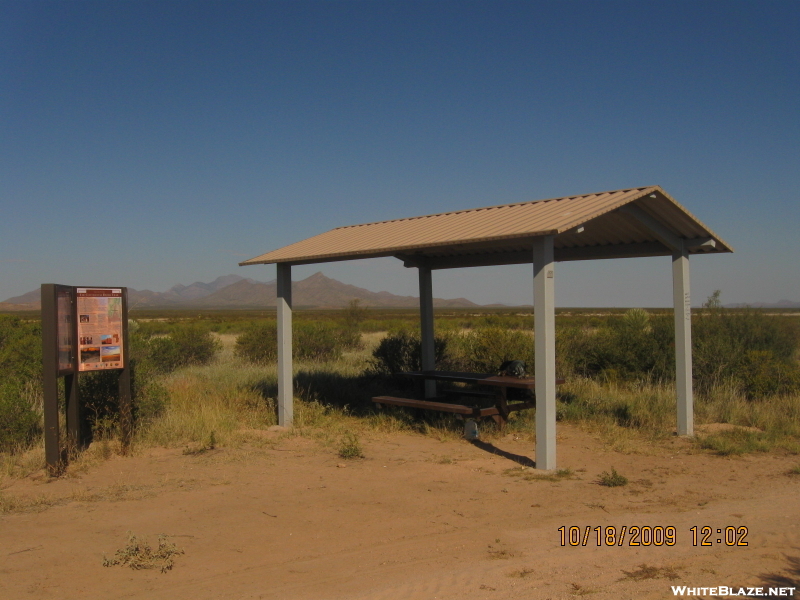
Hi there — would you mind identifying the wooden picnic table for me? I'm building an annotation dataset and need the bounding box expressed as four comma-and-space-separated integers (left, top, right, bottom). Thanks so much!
372, 370, 564, 426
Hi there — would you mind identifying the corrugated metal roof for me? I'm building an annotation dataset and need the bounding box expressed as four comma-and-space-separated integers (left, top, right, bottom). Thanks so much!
240, 186, 732, 268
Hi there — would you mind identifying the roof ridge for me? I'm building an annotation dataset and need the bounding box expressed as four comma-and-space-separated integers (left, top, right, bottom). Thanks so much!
332, 186, 656, 231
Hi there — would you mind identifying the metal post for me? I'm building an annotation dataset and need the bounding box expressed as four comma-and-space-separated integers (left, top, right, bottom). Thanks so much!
65, 372, 81, 450
533, 236, 556, 470
119, 288, 132, 452
276, 263, 293, 426
672, 243, 693, 435
418, 265, 436, 398
41, 284, 61, 474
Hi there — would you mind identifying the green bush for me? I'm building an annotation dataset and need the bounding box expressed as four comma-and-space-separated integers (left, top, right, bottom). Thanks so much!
598, 467, 628, 487
558, 310, 673, 382
368, 330, 449, 375
444, 327, 535, 374
144, 326, 221, 374
553, 298, 800, 398
0, 379, 40, 452
692, 305, 800, 397
0, 316, 43, 451
235, 322, 278, 363
0, 316, 42, 384
296, 322, 361, 361
236, 322, 361, 364
342, 299, 369, 330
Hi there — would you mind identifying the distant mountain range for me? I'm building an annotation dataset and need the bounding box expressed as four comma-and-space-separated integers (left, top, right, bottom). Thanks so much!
1, 273, 479, 310
2, 275, 797, 311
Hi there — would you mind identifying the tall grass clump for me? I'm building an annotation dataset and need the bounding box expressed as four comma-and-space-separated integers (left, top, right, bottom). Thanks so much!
137, 358, 278, 448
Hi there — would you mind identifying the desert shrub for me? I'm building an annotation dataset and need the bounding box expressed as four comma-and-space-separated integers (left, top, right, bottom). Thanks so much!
368, 330, 449, 375
733, 350, 800, 399
692, 304, 800, 397
295, 322, 361, 361
342, 299, 369, 330
598, 467, 628, 487
236, 321, 361, 364
444, 327, 535, 373
559, 310, 673, 382
554, 299, 800, 398
337, 431, 363, 459
235, 322, 278, 363
145, 326, 221, 374
0, 316, 43, 451
0, 379, 41, 452
0, 316, 42, 383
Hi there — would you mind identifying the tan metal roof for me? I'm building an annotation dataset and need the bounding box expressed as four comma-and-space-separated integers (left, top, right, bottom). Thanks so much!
240, 186, 732, 270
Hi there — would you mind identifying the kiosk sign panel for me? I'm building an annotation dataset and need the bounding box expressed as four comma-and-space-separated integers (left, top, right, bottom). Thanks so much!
76, 288, 124, 371
56, 286, 74, 373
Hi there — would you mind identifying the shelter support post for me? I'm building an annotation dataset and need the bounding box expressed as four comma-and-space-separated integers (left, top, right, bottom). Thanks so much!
672, 243, 693, 436
418, 265, 436, 398
277, 263, 294, 426
533, 236, 556, 470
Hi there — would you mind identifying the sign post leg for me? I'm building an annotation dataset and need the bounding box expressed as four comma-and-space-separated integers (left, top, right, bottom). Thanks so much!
41, 284, 61, 474
65, 372, 81, 453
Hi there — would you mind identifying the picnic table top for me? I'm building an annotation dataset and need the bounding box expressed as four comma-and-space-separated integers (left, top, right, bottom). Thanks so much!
400, 370, 564, 390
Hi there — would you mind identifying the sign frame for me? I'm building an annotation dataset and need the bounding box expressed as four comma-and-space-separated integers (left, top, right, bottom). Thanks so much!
41, 284, 131, 474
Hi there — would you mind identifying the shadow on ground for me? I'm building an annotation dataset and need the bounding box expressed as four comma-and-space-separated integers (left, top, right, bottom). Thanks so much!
759, 551, 800, 591
469, 439, 536, 468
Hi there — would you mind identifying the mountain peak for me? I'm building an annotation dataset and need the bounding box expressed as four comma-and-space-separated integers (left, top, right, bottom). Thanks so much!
304, 272, 330, 282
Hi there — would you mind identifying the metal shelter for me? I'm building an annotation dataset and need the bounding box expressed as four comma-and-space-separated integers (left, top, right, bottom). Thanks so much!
240, 185, 732, 469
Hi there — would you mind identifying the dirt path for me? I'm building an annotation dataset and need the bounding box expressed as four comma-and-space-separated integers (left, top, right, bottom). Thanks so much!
2, 425, 799, 599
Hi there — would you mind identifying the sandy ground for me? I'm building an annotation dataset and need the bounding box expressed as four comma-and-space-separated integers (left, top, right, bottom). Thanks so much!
1, 425, 799, 600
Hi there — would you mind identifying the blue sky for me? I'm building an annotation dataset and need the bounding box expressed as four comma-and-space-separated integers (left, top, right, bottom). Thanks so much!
2, 0, 798, 307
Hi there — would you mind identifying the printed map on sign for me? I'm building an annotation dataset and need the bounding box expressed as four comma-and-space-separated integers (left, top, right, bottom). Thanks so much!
76, 288, 123, 371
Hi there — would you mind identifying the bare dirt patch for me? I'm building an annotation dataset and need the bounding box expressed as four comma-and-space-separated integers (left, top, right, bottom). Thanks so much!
1, 424, 799, 599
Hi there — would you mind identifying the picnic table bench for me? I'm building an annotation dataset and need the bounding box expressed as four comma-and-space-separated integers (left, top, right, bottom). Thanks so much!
372, 370, 565, 426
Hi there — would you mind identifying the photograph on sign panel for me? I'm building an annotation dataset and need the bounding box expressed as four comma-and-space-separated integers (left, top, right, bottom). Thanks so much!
100, 345, 120, 362
79, 346, 100, 365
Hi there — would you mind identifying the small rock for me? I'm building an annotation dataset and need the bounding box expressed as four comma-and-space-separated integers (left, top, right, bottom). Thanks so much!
336, 463, 347, 468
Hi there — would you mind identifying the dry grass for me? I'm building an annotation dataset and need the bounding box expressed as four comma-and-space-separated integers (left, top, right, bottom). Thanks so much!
103, 532, 184, 573
0, 481, 156, 515
550, 377, 800, 456
3, 330, 799, 486
503, 466, 574, 482
0, 445, 45, 485
619, 563, 681, 581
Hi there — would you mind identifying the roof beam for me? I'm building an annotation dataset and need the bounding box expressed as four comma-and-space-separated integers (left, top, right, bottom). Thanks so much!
686, 237, 716, 251
397, 241, 681, 270
556, 241, 671, 262
617, 204, 683, 251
